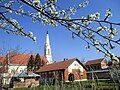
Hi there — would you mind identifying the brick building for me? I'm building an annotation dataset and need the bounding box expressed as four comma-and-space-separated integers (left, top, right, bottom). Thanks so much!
85, 58, 110, 80
36, 58, 87, 83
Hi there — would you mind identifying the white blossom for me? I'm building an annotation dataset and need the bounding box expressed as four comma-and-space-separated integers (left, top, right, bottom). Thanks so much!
94, 40, 100, 47
88, 12, 100, 20
69, 7, 76, 14
5, 3, 10, 7
33, 0, 40, 5
81, 17, 90, 26
79, 0, 89, 8
95, 12, 100, 17
61, 10, 66, 15
96, 47, 102, 52
28, 31, 33, 37
108, 33, 115, 39
95, 12, 100, 20
79, 4, 83, 8
111, 53, 119, 62
97, 26, 107, 31
88, 14, 93, 20
105, 9, 112, 17
8, 9, 12, 13
0, 23, 7, 27
33, 36, 37, 42
32, 17, 36, 22
109, 28, 117, 35
97, 27, 102, 30
18, 8, 24, 14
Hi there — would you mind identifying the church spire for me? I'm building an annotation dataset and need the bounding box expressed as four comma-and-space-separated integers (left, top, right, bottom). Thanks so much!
44, 31, 52, 64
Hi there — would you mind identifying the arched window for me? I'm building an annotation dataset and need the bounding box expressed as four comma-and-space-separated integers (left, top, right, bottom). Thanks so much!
68, 73, 74, 81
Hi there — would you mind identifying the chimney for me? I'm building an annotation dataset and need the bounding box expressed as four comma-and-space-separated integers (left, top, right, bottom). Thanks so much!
64, 58, 68, 61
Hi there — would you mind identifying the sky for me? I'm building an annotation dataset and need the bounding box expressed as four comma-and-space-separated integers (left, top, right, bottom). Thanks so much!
0, 0, 120, 62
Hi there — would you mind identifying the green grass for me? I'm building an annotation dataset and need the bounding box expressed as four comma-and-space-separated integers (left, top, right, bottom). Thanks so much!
14, 81, 120, 90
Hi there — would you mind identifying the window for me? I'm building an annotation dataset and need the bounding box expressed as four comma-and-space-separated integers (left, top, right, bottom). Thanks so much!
48, 49, 50, 55
97, 65, 100, 70
94, 66, 96, 70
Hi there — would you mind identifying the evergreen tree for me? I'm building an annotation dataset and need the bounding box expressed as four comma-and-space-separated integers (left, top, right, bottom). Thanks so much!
27, 55, 35, 71
35, 53, 41, 70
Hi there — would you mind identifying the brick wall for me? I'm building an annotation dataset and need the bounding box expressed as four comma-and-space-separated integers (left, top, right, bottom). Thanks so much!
72, 69, 87, 80
64, 69, 69, 81
64, 68, 87, 81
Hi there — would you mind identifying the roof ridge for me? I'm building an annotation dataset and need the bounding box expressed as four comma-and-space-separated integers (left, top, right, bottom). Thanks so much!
86, 58, 105, 65
87, 58, 104, 62
36, 58, 77, 73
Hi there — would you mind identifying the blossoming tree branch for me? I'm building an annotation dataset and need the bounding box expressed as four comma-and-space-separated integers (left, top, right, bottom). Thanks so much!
0, 0, 120, 62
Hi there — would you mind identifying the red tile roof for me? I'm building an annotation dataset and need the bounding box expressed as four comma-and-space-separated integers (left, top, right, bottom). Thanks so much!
9, 54, 30, 65
86, 58, 104, 65
36, 58, 85, 73
0, 54, 47, 66
9, 54, 47, 66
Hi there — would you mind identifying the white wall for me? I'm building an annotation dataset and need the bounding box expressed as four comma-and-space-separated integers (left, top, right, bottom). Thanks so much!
2, 65, 27, 85
68, 61, 84, 73
8, 65, 27, 74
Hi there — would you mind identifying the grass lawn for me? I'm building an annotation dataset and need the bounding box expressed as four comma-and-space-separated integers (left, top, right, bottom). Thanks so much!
14, 80, 120, 90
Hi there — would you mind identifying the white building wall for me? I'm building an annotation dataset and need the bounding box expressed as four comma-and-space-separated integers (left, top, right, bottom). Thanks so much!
2, 65, 27, 85
2, 73, 10, 85
68, 61, 84, 73
8, 65, 27, 74
67, 61, 87, 81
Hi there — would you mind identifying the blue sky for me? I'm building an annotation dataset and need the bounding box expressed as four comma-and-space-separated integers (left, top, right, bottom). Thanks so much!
0, 0, 120, 62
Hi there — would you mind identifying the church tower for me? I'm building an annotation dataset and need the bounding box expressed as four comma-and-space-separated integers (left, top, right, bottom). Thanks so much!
44, 31, 53, 64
